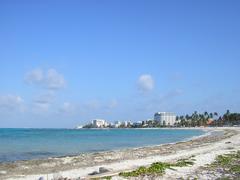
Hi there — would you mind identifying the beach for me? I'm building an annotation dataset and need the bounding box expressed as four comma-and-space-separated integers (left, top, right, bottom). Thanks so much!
1, 127, 240, 180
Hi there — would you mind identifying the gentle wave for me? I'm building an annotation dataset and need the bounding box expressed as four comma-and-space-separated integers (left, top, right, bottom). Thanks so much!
0, 128, 205, 162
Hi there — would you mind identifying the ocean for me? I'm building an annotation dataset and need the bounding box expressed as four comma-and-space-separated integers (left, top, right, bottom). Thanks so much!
0, 128, 205, 162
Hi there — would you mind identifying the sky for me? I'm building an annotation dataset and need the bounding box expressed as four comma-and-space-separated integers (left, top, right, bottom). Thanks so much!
0, 0, 240, 128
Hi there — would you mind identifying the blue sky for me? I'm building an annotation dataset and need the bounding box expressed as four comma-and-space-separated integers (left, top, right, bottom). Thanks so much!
0, 0, 240, 128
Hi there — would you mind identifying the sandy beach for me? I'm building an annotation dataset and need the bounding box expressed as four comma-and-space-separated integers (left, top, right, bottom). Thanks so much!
1, 127, 240, 180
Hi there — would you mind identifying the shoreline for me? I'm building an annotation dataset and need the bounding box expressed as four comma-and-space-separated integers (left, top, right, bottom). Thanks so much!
0, 128, 207, 163
1, 127, 239, 180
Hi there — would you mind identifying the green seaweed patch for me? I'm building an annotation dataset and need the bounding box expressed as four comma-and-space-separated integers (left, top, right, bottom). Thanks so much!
119, 162, 172, 177
173, 158, 195, 167
209, 151, 240, 174
213, 151, 240, 165
119, 157, 195, 178
230, 165, 240, 173
102, 176, 112, 180
91, 176, 112, 180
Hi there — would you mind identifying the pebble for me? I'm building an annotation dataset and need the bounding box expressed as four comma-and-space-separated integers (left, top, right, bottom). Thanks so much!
99, 167, 110, 173
88, 171, 99, 175
0, 170, 7, 175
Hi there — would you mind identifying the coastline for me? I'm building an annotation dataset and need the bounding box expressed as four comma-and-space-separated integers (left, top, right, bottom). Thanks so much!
1, 127, 240, 180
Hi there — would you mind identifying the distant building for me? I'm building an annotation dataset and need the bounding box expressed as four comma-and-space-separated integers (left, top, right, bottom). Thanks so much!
133, 121, 142, 127
122, 121, 129, 127
92, 119, 108, 128
113, 121, 122, 128
154, 112, 176, 126
207, 118, 214, 125
75, 125, 83, 129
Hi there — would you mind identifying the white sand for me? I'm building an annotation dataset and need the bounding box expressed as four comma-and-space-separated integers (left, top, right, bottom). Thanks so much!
7, 127, 240, 180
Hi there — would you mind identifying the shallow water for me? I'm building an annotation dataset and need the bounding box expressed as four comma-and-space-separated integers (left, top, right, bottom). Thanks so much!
0, 128, 205, 162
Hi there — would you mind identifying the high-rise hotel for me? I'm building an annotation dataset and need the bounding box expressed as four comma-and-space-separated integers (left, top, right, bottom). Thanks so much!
154, 112, 176, 126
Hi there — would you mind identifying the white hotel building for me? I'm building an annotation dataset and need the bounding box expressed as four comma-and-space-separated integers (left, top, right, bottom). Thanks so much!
154, 112, 176, 126
92, 119, 108, 128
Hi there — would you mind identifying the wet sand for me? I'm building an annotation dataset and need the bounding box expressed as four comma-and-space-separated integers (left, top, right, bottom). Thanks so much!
1, 127, 239, 180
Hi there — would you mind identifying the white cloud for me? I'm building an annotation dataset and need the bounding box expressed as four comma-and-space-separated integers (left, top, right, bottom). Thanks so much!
137, 74, 155, 92
30, 92, 56, 113
25, 68, 66, 90
45, 69, 65, 90
25, 68, 43, 84
25, 68, 65, 113
33, 92, 55, 105
0, 95, 25, 112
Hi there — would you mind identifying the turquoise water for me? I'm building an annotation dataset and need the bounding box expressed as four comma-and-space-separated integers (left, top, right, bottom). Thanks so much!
0, 128, 205, 162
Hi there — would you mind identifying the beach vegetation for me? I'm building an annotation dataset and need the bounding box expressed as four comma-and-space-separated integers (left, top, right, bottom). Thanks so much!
214, 151, 240, 166
175, 110, 240, 127
173, 158, 195, 167
119, 157, 195, 178
119, 162, 172, 177
208, 151, 240, 177
102, 176, 112, 180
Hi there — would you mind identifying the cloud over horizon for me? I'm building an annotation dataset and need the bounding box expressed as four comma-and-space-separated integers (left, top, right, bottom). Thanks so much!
137, 74, 155, 93
0, 95, 25, 112
32, 92, 55, 112
25, 68, 66, 90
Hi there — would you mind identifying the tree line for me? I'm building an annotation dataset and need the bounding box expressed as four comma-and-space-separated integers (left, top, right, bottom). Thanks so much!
175, 110, 240, 127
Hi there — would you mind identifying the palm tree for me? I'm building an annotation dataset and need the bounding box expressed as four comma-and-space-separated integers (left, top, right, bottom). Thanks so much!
224, 110, 231, 125
176, 116, 179, 121
204, 111, 209, 121
209, 113, 213, 119
191, 111, 199, 127
179, 116, 184, 127
199, 114, 207, 126
218, 116, 223, 126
